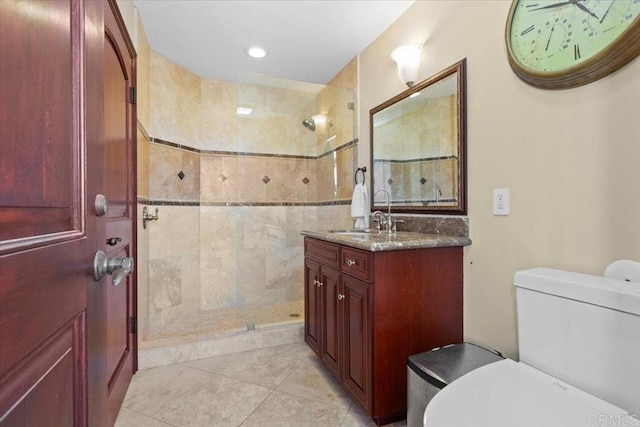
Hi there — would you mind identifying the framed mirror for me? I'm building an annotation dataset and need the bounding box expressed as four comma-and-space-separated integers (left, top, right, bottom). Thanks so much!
370, 59, 466, 214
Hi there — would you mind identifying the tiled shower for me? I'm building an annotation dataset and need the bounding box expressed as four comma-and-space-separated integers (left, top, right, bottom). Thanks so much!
136, 44, 358, 367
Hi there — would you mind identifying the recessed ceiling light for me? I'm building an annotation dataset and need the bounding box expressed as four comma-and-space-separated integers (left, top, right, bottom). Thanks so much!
236, 107, 253, 115
246, 47, 268, 58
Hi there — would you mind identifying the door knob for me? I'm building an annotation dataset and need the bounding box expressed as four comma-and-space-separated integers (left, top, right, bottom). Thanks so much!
93, 250, 134, 286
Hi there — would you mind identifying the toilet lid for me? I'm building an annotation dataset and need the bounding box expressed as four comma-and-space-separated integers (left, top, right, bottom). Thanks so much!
424, 359, 629, 427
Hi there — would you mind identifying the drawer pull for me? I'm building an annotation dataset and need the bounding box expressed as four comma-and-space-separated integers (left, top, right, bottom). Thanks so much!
347, 259, 356, 267
337, 293, 345, 301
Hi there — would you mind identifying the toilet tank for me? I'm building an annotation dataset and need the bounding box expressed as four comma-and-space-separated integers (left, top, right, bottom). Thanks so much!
514, 268, 640, 416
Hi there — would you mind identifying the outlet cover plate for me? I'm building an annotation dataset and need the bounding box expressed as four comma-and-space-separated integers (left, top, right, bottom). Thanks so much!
493, 188, 510, 215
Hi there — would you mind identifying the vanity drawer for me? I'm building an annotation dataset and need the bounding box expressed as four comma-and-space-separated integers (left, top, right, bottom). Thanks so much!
341, 247, 372, 282
305, 237, 340, 269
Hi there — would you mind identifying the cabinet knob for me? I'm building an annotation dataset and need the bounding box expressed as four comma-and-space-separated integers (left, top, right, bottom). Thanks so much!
318, 281, 323, 287
347, 259, 356, 267
337, 293, 345, 300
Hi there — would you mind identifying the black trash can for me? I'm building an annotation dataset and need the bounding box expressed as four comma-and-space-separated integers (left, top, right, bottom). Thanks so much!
407, 342, 504, 427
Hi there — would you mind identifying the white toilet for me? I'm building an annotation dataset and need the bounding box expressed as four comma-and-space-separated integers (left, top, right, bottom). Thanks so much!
424, 265, 640, 427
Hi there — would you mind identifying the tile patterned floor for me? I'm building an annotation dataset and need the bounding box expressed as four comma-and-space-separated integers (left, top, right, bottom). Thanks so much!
116, 342, 408, 427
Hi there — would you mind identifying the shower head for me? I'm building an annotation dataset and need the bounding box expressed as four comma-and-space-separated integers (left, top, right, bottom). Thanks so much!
302, 118, 316, 131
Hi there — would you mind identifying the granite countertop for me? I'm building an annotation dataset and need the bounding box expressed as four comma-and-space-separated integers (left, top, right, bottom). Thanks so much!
301, 229, 472, 252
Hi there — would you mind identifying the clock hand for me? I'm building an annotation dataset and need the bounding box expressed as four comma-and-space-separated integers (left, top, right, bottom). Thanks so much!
545, 25, 556, 51
599, 1, 613, 23
528, 1, 573, 11
570, 0, 599, 19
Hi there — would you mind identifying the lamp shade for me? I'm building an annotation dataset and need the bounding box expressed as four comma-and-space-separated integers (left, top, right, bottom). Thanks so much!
391, 44, 422, 87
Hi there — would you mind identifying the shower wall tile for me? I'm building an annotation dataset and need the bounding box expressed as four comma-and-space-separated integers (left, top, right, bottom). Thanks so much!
137, 203, 150, 341
316, 205, 353, 231
148, 205, 200, 261
149, 256, 183, 317
149, 143, 200, 201
438, 158, 457, 199
200, 79, 237, 152
143, 50, 359, 348
148, 205, 201, 337
316, 154, 336, 202
200, 248, 238, 310
137, 128, 150, 199
328, 56, 357, 90
316, 146, 355, 202
236, 84, 316, 156
237, 157, 269, 203
200, 206, 239, 311
200, 155, 239, 203
149, 51, 200, 146
135, 12, 150, 129
335, 146, 355, 200
315, 85, 355, 155
148, 251, 202, 338
285, 206, 317, 247
306, 160, 318, 202
265, 158, 311, 202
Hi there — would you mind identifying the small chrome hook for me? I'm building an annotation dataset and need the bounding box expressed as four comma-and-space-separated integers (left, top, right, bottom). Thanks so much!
142, 206, 159, 229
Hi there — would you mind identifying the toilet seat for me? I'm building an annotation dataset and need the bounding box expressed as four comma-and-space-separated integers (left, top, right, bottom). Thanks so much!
424, 359, 631, 427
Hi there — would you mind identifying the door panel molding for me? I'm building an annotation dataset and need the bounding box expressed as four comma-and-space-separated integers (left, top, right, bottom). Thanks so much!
0, 0, 85, 254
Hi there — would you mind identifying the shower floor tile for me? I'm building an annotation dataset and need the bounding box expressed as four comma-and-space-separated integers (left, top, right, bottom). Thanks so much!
116, 342, 407, 427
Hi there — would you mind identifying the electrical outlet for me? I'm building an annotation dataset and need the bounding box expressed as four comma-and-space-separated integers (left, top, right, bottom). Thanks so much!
493, 188, 510, 215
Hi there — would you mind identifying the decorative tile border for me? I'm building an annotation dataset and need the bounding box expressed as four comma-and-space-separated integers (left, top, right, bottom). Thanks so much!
150, 135, 358, 161
137, 198, 351, 207
374, 155, 457, 164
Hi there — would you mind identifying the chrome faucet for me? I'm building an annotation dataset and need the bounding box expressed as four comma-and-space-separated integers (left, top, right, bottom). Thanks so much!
374, 189, 393, 233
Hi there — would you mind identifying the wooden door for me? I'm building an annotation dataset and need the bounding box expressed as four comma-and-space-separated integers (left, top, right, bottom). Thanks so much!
102, 1, 137, 424
0, 0, 101, 424
320, 267, 341, 378
342, 275, 371, 411
304, 258, 321, 354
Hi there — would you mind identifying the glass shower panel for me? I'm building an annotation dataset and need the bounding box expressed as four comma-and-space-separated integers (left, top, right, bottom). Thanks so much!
213, 77, 356, 332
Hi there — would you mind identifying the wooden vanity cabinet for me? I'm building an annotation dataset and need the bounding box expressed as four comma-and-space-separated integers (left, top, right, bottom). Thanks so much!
304, 237, 463, 425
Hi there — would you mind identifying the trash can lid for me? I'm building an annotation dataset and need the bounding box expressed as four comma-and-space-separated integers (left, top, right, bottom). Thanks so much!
408, 342, 503, 389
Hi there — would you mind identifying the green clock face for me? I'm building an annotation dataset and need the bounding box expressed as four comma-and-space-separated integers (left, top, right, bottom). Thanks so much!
507, 0, 640, 76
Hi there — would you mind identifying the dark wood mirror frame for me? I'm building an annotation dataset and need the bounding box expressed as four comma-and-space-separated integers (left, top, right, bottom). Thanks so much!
370, 58, 467, 215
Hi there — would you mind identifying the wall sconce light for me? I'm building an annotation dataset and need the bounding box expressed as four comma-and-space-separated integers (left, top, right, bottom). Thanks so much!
391, 44, 422, 87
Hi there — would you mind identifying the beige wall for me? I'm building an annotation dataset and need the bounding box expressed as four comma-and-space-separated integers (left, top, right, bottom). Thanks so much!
359, 1, 640, 358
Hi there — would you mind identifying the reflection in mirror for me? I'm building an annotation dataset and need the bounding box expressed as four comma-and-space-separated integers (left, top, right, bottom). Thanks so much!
371, 59, 466, 214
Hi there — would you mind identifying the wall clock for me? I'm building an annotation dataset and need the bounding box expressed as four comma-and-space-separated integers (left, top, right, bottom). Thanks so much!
506, 0, 640, 89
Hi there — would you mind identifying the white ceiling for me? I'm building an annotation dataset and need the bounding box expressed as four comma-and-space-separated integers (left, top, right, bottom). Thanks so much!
133, 0, 414, 86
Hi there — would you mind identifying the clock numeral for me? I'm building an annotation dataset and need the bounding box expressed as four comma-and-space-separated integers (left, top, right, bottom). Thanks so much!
521, 25, 535, 36
574, 44, 581, 60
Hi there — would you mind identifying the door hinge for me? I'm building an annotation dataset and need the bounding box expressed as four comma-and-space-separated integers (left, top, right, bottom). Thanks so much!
130, 86, 136, 105
131, 316, 137, 334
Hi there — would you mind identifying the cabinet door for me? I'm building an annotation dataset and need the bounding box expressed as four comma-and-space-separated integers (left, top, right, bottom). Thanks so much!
320, 266, 341, 378
342, 275, 371, 411
304, 258, 321, 354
